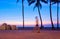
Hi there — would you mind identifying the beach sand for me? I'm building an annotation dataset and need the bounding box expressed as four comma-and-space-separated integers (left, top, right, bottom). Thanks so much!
0, 30, 60, 39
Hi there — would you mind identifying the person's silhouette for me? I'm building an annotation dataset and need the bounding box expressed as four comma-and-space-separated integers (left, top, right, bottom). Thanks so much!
35, 16, 40, 33
35, 16, 38, 27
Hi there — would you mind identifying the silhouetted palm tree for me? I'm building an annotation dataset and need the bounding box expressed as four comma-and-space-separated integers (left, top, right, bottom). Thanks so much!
27, 0, 47, 29
17, 0, 24, 29
49, 0, 55, 29
52, 0, 60, 29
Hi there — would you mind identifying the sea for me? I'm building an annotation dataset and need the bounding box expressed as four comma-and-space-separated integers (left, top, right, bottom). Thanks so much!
17, 24, 60, 30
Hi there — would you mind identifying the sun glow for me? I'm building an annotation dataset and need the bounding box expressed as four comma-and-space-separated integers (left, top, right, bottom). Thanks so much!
0, 21, 59, 26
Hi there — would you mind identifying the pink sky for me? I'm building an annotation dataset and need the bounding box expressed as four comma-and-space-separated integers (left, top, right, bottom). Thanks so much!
0, 21, 59, 26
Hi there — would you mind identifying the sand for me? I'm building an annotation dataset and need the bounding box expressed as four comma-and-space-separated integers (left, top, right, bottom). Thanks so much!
0, 30, 60, 39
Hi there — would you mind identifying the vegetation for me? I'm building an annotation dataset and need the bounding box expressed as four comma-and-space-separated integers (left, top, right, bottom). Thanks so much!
52, 0, 60, 29
17, 0, 24, 29
27, 0, 48, 29
16, 0, 60, 29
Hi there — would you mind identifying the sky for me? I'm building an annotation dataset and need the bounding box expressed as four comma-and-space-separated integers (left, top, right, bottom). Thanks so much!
0, 0, 60, 27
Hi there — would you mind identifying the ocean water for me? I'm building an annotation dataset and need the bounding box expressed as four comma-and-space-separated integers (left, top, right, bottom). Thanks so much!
17, 24, 60, 27
17, 24, 60, 30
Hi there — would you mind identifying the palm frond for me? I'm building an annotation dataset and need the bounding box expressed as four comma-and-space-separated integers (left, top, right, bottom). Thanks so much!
36, 0, 42, 9
58, 0, 60, 3
27, 0, 31, 3
51, 0, 60, 5
51, 0, 60, 2
33, 2, 42, 10
16, 0, 19, 3
51, 2, 56, 5
41, 0, 48, 3
27, 0, 35, 6
22, 0, 24, 2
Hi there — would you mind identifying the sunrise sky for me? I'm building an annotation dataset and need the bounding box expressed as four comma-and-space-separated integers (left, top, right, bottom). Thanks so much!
0, 0, 60, 26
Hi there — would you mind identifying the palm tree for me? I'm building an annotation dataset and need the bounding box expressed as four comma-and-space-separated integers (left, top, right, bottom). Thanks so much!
17, 0, 24, 29
52, 0, 60, 29
49, 0, 55, 29
27, 0, 47, 29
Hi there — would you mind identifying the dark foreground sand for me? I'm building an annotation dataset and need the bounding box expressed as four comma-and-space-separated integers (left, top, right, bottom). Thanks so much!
0, 30, 60, 39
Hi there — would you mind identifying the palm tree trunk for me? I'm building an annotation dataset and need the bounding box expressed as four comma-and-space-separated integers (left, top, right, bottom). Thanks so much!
37, 7, 43, 29
57, 3, 59, 29
22, 0, 24, 29
50, 1, 54, 29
